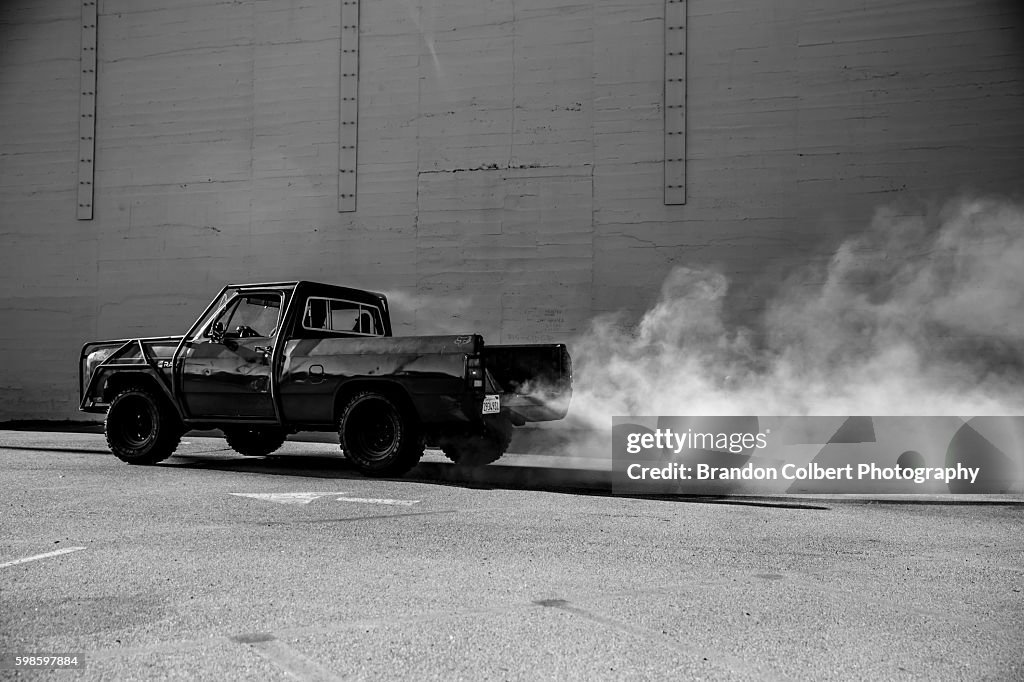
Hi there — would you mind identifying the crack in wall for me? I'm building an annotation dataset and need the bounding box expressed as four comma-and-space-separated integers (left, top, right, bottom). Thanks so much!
417, 162, 571, 175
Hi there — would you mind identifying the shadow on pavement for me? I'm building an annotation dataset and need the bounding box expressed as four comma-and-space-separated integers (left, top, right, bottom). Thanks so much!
0, 445, 112, 455
163, 453, 831, 510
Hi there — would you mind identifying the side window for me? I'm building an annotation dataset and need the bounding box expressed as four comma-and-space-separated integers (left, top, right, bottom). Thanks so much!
211, 294, 282, 339
302, 297, 382, 336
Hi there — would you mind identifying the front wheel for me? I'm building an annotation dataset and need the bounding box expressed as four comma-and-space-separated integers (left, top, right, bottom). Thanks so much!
223, 426, 287, 457
105, 386, 183, 465
339, 391, 423, 477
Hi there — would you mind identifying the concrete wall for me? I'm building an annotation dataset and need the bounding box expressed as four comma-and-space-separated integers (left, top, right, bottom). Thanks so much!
1, 0, 1022, 419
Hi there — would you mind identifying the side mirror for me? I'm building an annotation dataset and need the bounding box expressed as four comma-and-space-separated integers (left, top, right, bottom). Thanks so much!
209, 321, 225, 343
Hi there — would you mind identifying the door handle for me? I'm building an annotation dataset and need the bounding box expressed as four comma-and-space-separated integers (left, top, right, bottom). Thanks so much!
254, 346, 273, 355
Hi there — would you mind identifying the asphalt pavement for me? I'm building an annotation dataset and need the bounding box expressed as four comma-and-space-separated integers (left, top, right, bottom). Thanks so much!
1, 430, 1022, 680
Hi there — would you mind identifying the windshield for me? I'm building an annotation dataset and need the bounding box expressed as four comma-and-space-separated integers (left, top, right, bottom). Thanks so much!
189, 289, 235, 342
188, 288, 288, 342
211, 293, 282, 338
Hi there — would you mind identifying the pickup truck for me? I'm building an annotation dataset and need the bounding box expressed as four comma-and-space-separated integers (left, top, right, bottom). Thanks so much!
79, 281, 572, 476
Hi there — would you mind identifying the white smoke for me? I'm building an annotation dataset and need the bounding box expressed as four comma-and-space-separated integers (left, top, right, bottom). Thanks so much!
563, 197, 1024, 434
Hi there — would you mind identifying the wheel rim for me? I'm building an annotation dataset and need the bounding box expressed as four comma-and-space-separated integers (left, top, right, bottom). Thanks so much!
350, 399, 400, 462
115, 396, 156, 448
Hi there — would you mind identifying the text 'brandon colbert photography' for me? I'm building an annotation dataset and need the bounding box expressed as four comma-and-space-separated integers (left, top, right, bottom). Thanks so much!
625, 460, 979, 484
616, 422, 985, 490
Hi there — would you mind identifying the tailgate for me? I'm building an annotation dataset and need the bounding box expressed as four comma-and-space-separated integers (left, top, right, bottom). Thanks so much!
483, 344, 572, 422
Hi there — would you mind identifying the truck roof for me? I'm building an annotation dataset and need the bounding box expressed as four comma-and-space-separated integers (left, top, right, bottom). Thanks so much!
226, 280, 388, 305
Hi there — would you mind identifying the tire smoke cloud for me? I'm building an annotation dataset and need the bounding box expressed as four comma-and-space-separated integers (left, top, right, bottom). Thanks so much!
564, 197, 1024, 434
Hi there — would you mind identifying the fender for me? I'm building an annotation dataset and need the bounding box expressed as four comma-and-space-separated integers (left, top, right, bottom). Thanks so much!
332, 377, 419, 423
80, 339, 183, 420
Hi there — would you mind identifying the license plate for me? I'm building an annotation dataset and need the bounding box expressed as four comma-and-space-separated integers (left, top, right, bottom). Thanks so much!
482, 395, 500, 414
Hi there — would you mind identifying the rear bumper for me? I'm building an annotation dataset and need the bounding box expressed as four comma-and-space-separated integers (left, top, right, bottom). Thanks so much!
503, 394, 569, 422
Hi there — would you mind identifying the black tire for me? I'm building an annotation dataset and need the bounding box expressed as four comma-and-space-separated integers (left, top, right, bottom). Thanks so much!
441, 415, 513, 467
223, 426, 287, 457
104, 386, 183, 465
339, 391, 424, 477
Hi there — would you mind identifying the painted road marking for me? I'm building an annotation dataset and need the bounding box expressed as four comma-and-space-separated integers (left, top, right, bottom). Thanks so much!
335, 496, 420, 506
0, 547, 87, 569
229, 493, 420, 506
229, 492, 349, 505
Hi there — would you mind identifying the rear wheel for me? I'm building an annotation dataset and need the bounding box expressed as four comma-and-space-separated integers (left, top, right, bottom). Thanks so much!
223, 426, 287, 457
105, 386, 183, 465
440, 415, 513, 467
339, 391, 423, 477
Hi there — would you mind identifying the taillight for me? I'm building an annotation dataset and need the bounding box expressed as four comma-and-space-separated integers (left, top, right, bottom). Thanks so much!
466, 355, 484, 391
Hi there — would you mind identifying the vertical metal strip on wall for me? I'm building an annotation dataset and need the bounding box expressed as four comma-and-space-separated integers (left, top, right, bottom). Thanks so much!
338, 0, 360, 212
77, 0, 98, 220
664, 0, 686, 205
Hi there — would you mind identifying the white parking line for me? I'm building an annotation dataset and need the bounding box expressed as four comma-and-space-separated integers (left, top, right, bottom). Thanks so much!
229, 492, 349, 505
334, 497, 420, 506
0, 546, 87, 569
229, 492, 422, 506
